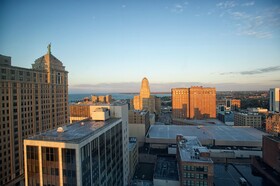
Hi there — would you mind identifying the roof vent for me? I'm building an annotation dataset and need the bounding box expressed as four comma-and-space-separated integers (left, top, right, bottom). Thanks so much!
57, 126, 67, 133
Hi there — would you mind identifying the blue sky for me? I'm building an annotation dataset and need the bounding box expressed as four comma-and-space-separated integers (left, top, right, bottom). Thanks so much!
1, 0, 280, 93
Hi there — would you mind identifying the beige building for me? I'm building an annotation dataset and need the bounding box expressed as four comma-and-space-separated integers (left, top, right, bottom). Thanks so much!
234, 112, 262, 128
24, 104, 129, 186
91, 94, 112, 103
176, 135, 214, 186
128, 110, 150, 146
172, 86, 216, 121
0, 46, 69, 186
132, 77, 161, 115
266, 113, 280, 135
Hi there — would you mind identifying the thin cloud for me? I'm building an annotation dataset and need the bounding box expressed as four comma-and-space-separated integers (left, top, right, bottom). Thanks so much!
172, 4, 184, 13
216, 1, 236, 9
220, 66, 280, 75
242, 1, 255, 7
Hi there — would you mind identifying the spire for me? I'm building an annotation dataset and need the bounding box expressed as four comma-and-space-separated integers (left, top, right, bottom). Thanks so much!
47, 43, 51, 54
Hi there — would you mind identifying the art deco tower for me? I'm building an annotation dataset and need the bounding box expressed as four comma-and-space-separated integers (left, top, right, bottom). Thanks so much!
132, 77, 161, 114
140, 77, 151, 98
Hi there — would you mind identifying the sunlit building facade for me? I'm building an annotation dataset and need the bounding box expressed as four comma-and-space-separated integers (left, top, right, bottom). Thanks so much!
0, 46, 68, 186
269, 88, 280, 112
172, 86, 216, 120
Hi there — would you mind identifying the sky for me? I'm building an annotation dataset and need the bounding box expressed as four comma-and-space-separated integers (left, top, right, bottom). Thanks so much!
1, 0, 280, 93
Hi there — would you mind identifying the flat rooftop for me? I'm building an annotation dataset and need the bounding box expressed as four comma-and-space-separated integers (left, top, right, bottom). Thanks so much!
27, 118, 121, 143
153, 156, 179, 181
177, 136, 212, 163
147, 125, 268, 146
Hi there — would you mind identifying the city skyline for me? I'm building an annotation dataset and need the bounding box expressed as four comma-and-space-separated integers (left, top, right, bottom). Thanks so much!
1, 0, 280, 93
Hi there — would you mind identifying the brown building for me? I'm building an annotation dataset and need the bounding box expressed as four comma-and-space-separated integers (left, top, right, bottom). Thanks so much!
266, 113, 280, 135
262, 135, 280, 173
91, 94, 112, 103
176, 135, 213, 186
0, 45, 69, 186
172, 86, 216, 120
132, 77, 161, 114
231, 99, 241, 110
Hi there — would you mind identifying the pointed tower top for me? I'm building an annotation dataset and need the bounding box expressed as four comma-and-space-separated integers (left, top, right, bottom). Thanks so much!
47, 43, 51, 54
140, 77, 150, 98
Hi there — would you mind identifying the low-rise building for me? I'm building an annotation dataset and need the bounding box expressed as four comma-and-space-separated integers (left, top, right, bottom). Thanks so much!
234, 111, 262, 128
176, 135, 213, 186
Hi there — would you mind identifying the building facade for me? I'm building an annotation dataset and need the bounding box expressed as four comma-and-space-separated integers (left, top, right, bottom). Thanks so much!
269, 88, 280, 112
176, 135, 213, 186
132, 77, 161, 115
266, 113, 280, 135
128, 137, 138, 183
24, 104, 129, 186
262, 135, 280, 173
234, 112, 262, 128
128, 110, 150, 146
172, 86, 216, 120
0, 46, 68, 186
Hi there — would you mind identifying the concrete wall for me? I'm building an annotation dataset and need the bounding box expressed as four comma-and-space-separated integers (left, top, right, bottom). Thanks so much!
129, 124, 146, 146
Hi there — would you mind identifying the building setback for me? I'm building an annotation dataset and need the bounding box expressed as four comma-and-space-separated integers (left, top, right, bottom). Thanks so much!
0, 46, 68, 186
172, 86, 216, 120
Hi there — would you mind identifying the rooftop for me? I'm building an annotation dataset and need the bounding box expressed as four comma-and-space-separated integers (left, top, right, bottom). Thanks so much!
26, 118, 121, 143
147, 125, 268, 146
153, 156, 179, 181
177, 136, 212, 163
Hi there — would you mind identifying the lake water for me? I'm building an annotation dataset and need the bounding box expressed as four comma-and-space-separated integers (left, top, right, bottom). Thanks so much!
69, 93, 171, 102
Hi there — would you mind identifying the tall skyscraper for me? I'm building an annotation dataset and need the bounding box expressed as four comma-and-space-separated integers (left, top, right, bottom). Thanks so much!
269, 88, 280, 112
172, 86, 216, 120
132, 77, 161, 115
24, 103, 130, 186
0, 45, 69, 186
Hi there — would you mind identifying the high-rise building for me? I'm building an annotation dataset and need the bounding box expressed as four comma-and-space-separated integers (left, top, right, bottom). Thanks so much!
132, 77, 161, 115
0, 45, 68, 186
266, 113, 280, 135
176, 135, 213, 186
24, 105, 127, 186
269, 88, 280, 112
172, 86, 216, 120
69, 101, 130, 185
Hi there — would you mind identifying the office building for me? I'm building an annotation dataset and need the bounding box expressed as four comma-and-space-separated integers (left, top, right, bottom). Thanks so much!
172, 86, 216, 121
266, 113, 280, 135
24, 103, 129, 185
91, 95, 112, 103
176, 135, 213, 186
269, 88, 280, 112
234, 111, 262, 128
132, 77, 161, 115
0, 45, 68, 186
128, 137, 138, 182
128, 110, 150, 146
